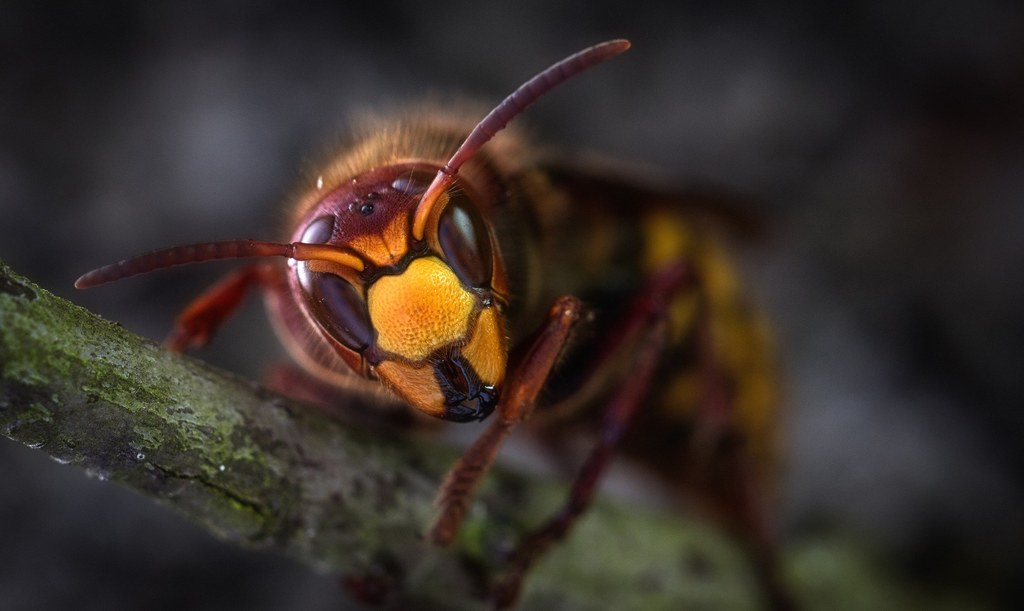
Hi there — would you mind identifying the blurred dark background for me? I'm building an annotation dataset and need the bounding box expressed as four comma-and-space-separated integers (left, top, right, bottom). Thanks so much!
2, 1, 1022, 609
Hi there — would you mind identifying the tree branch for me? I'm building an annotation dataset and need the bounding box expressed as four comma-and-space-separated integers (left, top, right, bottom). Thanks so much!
0, 260, 758, 609
0, 261, 988, 610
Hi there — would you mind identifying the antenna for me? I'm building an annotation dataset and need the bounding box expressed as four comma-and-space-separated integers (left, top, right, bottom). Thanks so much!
411, 39, 631, 240
75, 240, 364, 288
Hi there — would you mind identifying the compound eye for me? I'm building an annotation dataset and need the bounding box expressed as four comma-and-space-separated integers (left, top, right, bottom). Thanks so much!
301, 272, 374, 352
437, 197, 492, 288
297, 215, 374, 352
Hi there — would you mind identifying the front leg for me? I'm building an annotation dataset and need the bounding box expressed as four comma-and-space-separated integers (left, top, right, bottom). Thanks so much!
429, 263, 691, 548
164, 264, 279, 351
491, 317, 670, 609
429, 295, 584, 546
488, 263, 689, 608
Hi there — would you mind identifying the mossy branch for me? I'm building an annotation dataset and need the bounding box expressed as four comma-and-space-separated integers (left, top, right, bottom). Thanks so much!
0, 261, 988, 610
0, 260, 763, 609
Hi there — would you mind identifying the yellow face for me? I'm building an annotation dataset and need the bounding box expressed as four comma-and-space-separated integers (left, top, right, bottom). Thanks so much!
290, 164, 509, 422
368, 257, 506, 420
369, 257, 476, 361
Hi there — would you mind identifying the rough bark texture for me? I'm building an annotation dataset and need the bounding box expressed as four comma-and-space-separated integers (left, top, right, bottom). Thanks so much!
0, 261, 991, 610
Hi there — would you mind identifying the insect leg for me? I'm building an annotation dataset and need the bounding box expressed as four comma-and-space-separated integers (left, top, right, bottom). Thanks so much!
429, 295, 585, 546
164, 263, 278, 351
690, 315, 794, 611
653, 265, 792, 610
488, 264, 688, 609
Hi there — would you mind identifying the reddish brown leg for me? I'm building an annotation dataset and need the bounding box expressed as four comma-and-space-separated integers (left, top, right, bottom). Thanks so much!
164, 264, 275, 351
491, 319, 669, 609
737, 472, 794, 611
698, 405, 794, 608
689, 294, 794, 610
488, 265, 688, 609
429, 295, 585, 546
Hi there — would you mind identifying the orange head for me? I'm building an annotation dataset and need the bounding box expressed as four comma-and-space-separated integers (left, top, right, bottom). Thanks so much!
74, 39, 631, 423
286, 38, 631, 420
288, 164, 508, 421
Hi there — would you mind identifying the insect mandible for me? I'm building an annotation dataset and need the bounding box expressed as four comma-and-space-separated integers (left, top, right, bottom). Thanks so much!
77, 39, 788, 609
